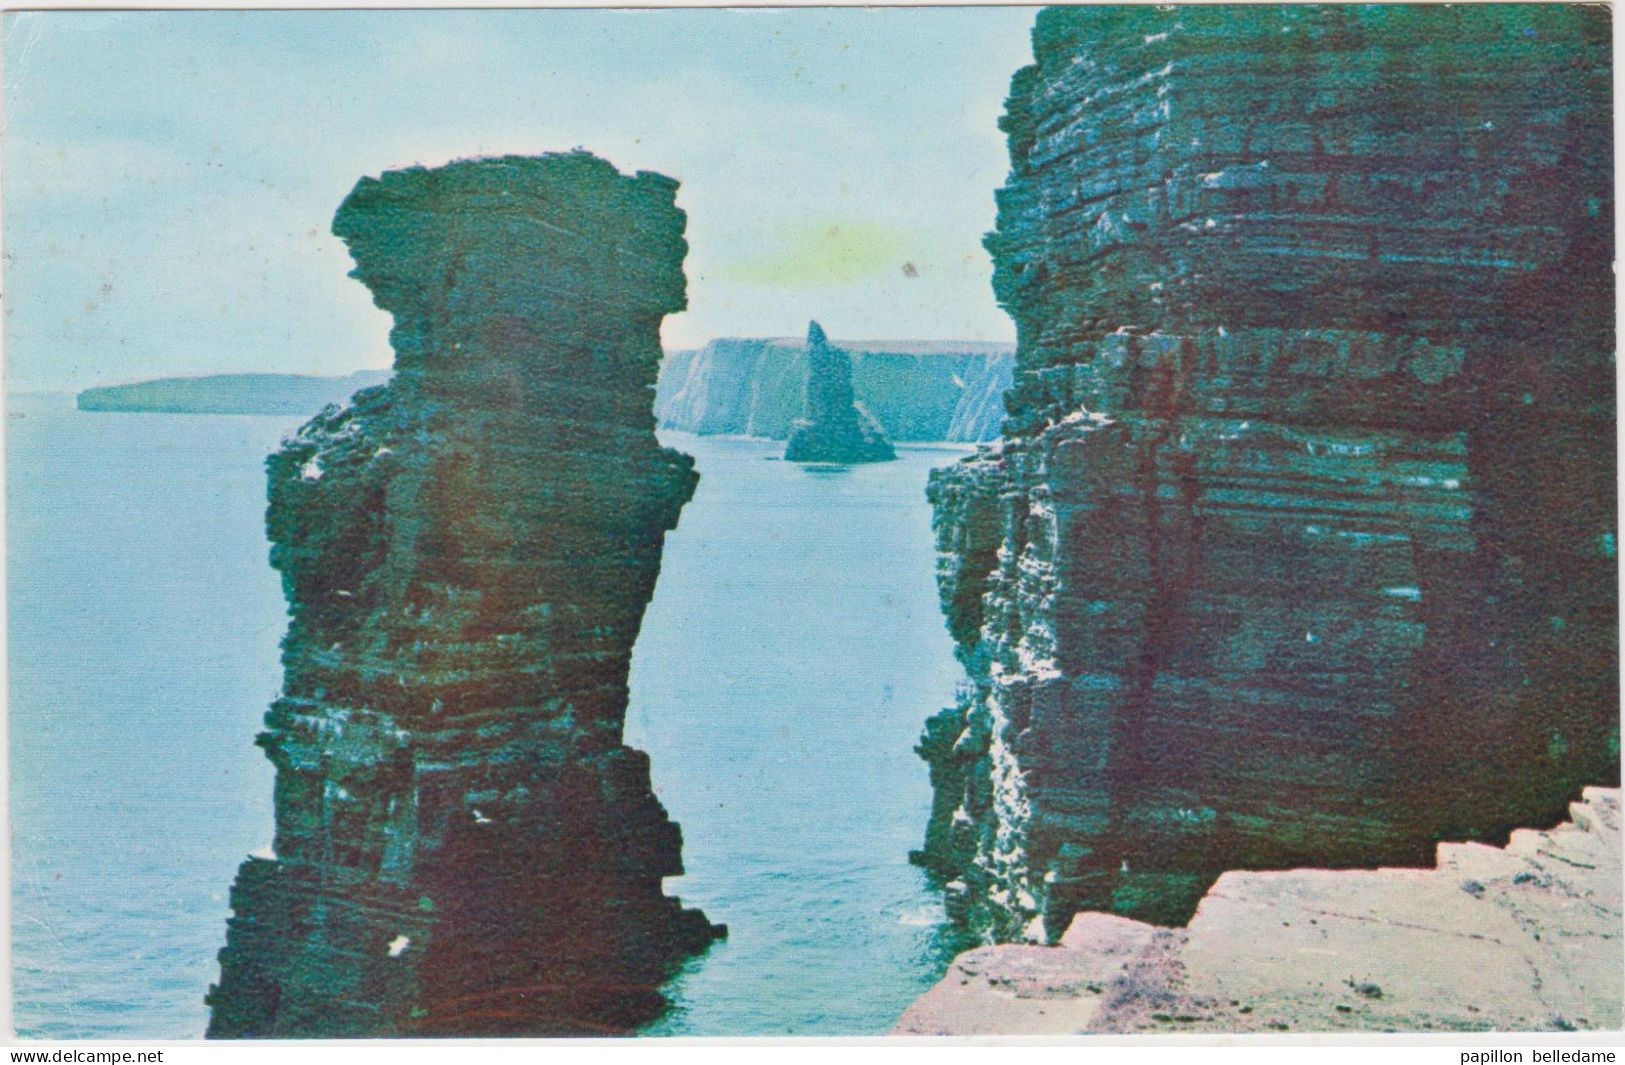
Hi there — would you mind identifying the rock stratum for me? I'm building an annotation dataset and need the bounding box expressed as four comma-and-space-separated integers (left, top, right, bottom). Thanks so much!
783, 321, 896, 464
898, 788, 1622, 1034
206, 152, 722, 1038
917, 4, 1617, 943
656, 336, 1014, 442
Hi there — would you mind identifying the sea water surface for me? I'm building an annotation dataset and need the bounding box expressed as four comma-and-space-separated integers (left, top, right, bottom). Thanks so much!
627, 432, 972, 1036
8, 395, 297, 1039
8, 400, 970, 1038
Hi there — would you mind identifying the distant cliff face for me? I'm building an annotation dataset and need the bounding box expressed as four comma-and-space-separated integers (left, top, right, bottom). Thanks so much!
918, 5, 1616, 941
655, 337, 1015, 442
784, 321, 896, 464
206, 152, 722, 1038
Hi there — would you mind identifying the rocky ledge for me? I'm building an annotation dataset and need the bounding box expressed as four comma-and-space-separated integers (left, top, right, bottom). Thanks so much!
784, 321, 897, 464
206, 152, 722, 1038
916, 4, 1615, 941
898, 787, 1622, 1034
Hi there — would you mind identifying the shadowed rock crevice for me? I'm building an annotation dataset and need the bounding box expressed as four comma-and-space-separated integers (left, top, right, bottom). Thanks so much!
206, 152, 723, 1038
916, 4, 1616, 942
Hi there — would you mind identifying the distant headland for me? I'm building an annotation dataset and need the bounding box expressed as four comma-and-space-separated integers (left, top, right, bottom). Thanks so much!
76, 371, 392, 415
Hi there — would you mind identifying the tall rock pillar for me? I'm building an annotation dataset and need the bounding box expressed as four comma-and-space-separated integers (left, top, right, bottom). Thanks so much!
784, 321, 897, 463
207, 152, 722, 1037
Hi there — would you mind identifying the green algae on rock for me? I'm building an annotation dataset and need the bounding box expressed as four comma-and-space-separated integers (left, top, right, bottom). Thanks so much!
916, 4, 1616, 943
206, 152, 723, 1038
784, 321, 897, 464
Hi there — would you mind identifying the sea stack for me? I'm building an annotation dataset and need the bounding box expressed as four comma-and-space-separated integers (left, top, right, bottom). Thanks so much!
783, 322, 896, 463
916, 5, 1616, 942
206, 152, 723, 1038
655, 337, 1015, 442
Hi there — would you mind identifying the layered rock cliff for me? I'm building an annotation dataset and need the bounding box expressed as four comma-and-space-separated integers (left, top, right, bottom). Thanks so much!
784, 321, 896, 464
206, 152, 722, 1038
917, 4, 1616, 942
656, 337, 1014, 442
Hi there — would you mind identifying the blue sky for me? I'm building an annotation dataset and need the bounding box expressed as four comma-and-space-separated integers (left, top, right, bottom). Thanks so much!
3, 8, 1037, 392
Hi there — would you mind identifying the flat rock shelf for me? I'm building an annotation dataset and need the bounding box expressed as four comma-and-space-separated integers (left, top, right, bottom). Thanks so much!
898, 786, 1623, 1034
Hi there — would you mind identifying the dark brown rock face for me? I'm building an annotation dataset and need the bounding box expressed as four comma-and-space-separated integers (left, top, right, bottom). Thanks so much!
916, 5, 1616, 941
206, 152, 722, 1038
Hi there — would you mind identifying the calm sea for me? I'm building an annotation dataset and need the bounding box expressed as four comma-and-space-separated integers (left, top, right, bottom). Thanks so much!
8, 394, 969, 1039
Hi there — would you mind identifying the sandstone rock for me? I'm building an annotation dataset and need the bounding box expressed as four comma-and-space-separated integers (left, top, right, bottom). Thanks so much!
206, 152, 722, 1038
783, 321, 897, 463
896, 788, 1623, 1033
916, 4, 1616, 941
